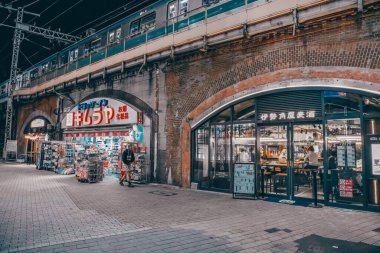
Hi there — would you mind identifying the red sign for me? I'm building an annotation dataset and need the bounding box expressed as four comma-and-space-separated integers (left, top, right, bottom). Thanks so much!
339, 179, 353, 198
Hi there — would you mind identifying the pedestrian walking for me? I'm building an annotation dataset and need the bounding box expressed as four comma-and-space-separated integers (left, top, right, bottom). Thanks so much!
120, 147, 135, 187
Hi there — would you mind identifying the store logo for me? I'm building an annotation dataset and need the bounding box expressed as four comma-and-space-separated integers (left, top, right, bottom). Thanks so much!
77, 99, 108, 110
259, 110, 316, 121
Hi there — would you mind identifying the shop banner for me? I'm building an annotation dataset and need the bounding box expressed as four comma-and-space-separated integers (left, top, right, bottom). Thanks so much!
62, 98, 143, 128
372, 144, 380, 175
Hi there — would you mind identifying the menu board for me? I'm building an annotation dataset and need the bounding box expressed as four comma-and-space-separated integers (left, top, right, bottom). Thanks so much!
337, 144, 356, 168
372, 144, 380, 175
339, 178, 353, 198
234, 163, 255, 195
337, 145, 346, 167
346, 145, 356, 167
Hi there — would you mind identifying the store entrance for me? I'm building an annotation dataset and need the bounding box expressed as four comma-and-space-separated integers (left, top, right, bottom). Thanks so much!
259, 123, 324, 200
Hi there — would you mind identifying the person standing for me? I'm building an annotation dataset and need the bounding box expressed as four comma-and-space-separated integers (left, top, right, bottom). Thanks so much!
120, 147, 135, 187
304, 146, 319, 170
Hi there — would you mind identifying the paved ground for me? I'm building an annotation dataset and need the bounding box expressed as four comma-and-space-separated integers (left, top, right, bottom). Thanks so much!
0, 163, 379, 253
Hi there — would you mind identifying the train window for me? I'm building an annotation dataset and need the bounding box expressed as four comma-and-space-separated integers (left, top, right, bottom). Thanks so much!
69, 48, 78, 63
59, 53, 67, 66
84, 38, 101, 55
130, 19, 140, 35
51, 58, 57, 69
168, 1, 176, 20
130, 12, 156, 36
179, 0, 188, 15
141, 12, 156, 31
41, 62, 49, 73
203, 0, 225, 5
109, 27, 121, 44
30, 68, 39, 79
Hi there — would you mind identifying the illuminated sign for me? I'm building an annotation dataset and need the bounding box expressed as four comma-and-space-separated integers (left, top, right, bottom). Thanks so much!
259, 111, 316, 121
30, 118, 45, 128
62, 98, 143, 128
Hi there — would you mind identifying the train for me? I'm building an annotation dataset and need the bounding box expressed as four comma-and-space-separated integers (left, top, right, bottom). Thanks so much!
4, 0, 258, 90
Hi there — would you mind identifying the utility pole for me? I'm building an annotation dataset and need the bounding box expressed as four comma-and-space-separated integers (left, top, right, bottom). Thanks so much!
1, 4, 81, 159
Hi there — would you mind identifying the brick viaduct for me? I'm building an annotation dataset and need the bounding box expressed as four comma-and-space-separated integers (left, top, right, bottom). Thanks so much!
15, 7, 380, 186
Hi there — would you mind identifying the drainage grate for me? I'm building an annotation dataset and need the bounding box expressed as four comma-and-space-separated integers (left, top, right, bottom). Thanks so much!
264, 228, 281, 233
283, 229, 292, 233
149, 190, 177, 196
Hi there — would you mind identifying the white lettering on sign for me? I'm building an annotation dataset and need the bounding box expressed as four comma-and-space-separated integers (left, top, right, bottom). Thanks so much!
260, 113, 269, 121
259, 110, 317, 121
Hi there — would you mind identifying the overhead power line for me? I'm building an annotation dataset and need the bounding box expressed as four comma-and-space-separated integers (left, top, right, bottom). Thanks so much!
43, 0, 84, 26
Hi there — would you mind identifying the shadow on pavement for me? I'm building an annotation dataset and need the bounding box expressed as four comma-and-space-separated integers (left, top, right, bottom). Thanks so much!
295, 234, 380, 253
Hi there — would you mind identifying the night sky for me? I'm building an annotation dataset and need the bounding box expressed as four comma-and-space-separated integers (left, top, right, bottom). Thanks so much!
0, 0, 159, 83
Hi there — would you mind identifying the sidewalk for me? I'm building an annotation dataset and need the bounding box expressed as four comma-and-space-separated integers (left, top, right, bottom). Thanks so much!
0, 163, 379, 253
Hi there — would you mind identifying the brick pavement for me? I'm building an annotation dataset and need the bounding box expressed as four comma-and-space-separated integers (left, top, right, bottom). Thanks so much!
0, 163, 380, 253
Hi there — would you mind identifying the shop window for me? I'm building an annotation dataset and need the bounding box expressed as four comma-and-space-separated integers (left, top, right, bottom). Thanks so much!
193, 124, 210, 185
211, 108, 231, 123
365, 119, 380, 135
363, 96, 380, 116
232, 123, 255, 163
168, 1, 177, 20
326, 118, 363, 203
130, 12, 156, 36
233, 99, 255, 120
69, 48, 78, 63
324, 91, 361, 116
179, 0, 188, 15
210, 124, 231, 190
108, 27, 121, 44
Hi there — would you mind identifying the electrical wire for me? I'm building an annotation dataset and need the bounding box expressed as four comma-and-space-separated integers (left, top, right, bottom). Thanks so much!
69, 0, 153, 35
89, 0, 154, 31
43, 0, 84, 27
23, 0, 40, 8
19, 49, 33, 65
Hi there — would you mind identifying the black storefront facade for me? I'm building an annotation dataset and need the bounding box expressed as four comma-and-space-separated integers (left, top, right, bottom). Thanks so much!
191, 88, 380, 211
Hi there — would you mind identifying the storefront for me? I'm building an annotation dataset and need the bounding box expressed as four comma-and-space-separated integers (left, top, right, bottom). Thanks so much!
23, 117, 51, 164
191, 89, 380, 210
59, 97, 151, 181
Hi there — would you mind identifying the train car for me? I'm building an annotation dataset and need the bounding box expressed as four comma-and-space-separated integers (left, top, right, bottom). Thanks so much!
15, 0, 255, 88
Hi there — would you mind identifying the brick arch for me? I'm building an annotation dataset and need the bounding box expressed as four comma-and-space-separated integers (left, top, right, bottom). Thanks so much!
20, 110, 53, 136
180, 67, 380, 187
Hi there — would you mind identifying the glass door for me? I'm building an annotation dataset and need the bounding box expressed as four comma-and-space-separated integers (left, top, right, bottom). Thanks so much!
210, 124, 231, 190
292, 124, 324, 200
259, 125, 289, 196
326, 119, 363, 204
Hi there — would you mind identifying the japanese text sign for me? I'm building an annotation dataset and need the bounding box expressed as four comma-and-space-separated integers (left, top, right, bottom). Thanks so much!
62, 98, 142, 128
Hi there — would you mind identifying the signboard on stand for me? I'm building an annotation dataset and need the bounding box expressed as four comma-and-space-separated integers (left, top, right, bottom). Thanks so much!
233, 163, 256, 199
6, 140, 17, 160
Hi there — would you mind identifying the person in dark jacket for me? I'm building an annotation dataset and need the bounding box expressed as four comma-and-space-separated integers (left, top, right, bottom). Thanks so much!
120, 147, 135, 187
